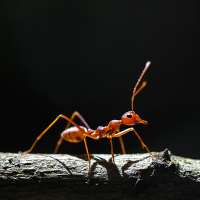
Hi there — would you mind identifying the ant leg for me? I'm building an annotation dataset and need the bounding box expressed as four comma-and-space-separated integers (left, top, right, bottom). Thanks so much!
53, 114, 88, 153
20, 114, 82, 154
65, 111, 91, 130
53, 137, 64, 154
54, 111, 91, 154
87, 134, 116, 165
118, 136, 126, 154
132, 128, 152, 155
113, 128, 135, 138
57, 116, 92, 183
114, 128, 152, 155
83, 138, 91, 184
117, 128, 126, 154
19, 115, 62, 154
110, 137, 115, 164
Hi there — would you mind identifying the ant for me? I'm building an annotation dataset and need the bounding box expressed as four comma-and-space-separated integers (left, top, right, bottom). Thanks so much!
20, 61, 152, 184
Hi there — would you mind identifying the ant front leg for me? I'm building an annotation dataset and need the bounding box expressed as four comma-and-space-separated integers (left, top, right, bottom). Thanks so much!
131, 128, 152, 155
113, 128, 152, 155
54, 111, 91, 154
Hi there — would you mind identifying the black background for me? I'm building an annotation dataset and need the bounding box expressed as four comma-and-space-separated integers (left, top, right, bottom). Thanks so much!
1, 1, 199, 159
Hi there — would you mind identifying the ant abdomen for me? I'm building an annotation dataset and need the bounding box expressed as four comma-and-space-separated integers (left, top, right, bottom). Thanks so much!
61, 126, 86, 143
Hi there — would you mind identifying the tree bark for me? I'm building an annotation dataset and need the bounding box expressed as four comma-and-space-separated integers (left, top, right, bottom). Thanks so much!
0, 149, 199, 200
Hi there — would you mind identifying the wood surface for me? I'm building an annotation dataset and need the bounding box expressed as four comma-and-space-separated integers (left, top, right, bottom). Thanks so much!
0, 149, 200, 200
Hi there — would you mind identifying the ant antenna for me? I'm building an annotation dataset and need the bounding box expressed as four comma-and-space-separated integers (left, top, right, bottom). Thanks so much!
131, 61, 151, 111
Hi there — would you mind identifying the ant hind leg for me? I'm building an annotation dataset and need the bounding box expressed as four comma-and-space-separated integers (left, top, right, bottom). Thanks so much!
19, 115, 62, 155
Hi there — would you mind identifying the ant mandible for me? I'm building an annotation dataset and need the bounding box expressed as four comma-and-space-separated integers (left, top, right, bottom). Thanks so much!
20, 61, 152, 184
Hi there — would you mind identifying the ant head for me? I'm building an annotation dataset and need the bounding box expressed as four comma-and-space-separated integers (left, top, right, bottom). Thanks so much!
121, 111, 148, 126
121, 61, 150, 126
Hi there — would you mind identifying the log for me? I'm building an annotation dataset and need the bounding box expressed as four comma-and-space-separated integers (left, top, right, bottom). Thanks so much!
0, 149, 200, 200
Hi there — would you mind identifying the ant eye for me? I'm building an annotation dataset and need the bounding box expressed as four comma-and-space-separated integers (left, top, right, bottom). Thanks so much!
127, 114, 132, 118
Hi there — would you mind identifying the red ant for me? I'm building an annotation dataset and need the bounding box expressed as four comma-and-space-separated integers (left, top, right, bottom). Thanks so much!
20, 61, 152, 184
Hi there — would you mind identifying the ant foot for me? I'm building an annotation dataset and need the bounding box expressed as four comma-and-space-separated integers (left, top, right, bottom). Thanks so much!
86, 180, 90, 184
18, 151, 29, 155
152, 153, 159, 157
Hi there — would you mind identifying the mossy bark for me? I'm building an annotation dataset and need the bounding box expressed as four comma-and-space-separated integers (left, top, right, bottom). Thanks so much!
0, 149, 199, 200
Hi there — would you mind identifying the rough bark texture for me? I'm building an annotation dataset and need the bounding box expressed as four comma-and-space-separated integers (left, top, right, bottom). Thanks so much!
0, 149, 200, 200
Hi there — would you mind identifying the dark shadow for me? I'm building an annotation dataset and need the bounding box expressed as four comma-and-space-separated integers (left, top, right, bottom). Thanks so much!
49, 155, 73, 176
64, 154, 122, 183
121, 155, 151, 178
90, 155, 122, 184
48, 153, 151, 184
